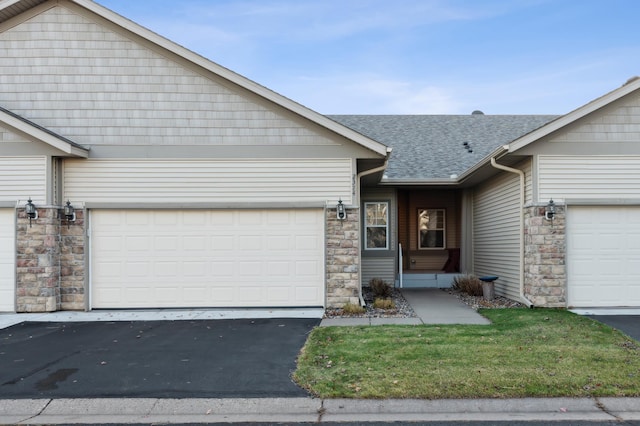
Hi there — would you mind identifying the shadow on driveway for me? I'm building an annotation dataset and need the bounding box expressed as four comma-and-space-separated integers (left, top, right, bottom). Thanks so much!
0, 318, 319, 399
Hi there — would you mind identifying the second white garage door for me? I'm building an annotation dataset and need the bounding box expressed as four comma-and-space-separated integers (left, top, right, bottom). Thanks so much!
566, 206, 640, 308
91, 209, 325, 309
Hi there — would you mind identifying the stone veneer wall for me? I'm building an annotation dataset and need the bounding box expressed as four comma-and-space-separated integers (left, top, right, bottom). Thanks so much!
60, 209, 86, 311
15, 206, 86, 312
523, 204, 566, 307
325, 207, 359, 307
16, 207, 60, 312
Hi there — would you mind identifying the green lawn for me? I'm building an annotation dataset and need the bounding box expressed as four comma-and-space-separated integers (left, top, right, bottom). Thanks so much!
294, 309, 640, 399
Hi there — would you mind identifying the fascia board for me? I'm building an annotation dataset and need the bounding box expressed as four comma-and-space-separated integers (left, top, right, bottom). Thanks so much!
0, 110, 90, 157
70, 0, 389, 158
378, 179, 459, 186
508, 77, 640, 153
0, 0, 22, 9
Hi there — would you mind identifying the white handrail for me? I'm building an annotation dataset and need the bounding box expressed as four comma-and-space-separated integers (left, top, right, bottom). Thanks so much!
398, 243, 403, 288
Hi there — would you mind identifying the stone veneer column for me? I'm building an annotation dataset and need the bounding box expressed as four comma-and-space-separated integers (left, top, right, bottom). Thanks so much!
15, 206, 87, 312
60, 209, 86, 310
523, 204, 566, 307
16, 207, 61, 312
325, 207, 360, 307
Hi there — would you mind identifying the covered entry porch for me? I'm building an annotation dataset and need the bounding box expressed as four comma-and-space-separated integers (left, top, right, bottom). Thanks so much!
361, 187, 468, 290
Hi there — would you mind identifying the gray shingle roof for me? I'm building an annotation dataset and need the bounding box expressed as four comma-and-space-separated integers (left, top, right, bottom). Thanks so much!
328, 114, 558, 180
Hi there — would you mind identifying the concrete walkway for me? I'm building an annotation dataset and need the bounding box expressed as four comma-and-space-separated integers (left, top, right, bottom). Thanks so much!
320, 288, 490, 326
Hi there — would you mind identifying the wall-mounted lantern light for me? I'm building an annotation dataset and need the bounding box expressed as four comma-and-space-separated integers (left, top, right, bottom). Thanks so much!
63, 200, 76, 228
544, 199, 555, 221
337, 198, 347, 220
25, 198, 38, 227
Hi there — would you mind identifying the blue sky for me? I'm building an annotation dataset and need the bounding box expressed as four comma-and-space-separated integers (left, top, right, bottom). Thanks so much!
98, 0, 640, 115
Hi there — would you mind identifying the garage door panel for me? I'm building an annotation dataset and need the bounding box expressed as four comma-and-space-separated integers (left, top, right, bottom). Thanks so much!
296, 261, 319, 275
93, 260, 122, 277
213, 236, 233, 250
296, 286, 321, 302
125, 262, 149, 277
630, 236, 640, 249
184, 236, 206, 251
156, 261, 178, 276
91, 209, 324, 308
268, 287, 291, 302
212, 262, 234, 277
268, 262, 290, 276
296, 235, 320, 250
568, 206, 640, 308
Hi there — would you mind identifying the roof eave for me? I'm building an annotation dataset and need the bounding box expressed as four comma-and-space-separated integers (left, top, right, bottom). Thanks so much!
378, 178, 460, 186
70, 0, 388, 158
456, 145, 509, 183
0, 108, 90, 158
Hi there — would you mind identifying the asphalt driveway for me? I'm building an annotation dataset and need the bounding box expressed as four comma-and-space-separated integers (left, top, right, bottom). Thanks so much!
0, 318, 319, 399
588, 315, 640, 342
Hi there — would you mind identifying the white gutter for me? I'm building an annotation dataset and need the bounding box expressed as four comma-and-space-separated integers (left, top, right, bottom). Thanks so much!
354, 149, 392, 306
490, 156, 534, 308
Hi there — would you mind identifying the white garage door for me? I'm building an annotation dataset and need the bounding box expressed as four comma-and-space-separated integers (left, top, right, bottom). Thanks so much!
91, 209, 324, 309
0, 209, 15, 312
567, 206, 640, 308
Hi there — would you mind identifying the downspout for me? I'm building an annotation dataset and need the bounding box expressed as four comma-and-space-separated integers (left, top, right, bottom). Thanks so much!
490, 156, 534, 308
354, 150, 391, 306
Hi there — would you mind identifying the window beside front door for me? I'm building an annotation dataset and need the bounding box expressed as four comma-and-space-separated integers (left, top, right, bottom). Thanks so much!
418, 209, 445, 249
365, 202, 388, 250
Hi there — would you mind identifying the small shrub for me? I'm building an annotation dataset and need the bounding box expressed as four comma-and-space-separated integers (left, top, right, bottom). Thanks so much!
452, 274, 483, 296
369, 278, 392, 299
341, 302, 365, 315
373, 298, 396, 310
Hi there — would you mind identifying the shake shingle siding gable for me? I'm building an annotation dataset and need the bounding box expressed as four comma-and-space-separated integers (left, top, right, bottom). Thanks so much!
329, 115, 558, 180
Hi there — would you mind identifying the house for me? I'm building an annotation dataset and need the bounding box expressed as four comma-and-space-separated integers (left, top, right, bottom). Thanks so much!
1, 0, 639, 313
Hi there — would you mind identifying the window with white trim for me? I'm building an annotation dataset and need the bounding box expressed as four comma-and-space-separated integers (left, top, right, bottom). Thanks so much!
418, 209, 445, 249
365, 202, 388, 250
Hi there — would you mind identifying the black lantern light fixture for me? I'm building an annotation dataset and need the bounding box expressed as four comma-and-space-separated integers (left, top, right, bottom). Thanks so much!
337, 198, 347, 220
25, 198, 37, 227
545, 198, 555, 221
63, 200, 76, 228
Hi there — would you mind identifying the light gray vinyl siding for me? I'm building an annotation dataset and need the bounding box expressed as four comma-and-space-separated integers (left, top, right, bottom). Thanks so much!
0, 156, 46, 203
63, 158, 353, 205
0, 6, 350, 149
539, 156, 640, 201
547, 92, 640, 147
473, 171, 520, 300
362, 258, 395, 287
517, 89, 640, 159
